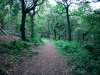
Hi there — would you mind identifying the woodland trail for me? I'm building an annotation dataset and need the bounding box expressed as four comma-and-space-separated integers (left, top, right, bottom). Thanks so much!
9, 41, 71, 75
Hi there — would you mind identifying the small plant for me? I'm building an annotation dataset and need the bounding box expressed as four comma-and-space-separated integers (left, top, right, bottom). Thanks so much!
26, 36, 45, 46
33, 37, 44, 46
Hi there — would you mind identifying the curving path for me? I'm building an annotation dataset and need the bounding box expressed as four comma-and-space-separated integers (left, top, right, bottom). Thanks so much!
8, 42, 71, 75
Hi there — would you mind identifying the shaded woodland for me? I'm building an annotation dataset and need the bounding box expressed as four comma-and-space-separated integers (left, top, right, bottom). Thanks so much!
0, 0, 100, 75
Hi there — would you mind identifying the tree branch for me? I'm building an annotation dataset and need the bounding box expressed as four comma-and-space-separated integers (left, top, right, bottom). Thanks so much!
26, 0, 38, 13
54, 0, 62, 4
94, 11, 100, 14
0, 27, 9, 35
36, 0, 44, 6
26, 0, 44, 13
56, 11, 66, 15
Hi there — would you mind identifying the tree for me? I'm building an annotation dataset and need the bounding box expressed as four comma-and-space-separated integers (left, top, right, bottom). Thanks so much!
28, 5, 42, 39
20, 0, 44, 41
0, 0, 12, 29
54, 0, 73, 41
70, 1, 100, 44
28, 10, 35, 38
70, 2, 93, 43
37, 3, 68, 40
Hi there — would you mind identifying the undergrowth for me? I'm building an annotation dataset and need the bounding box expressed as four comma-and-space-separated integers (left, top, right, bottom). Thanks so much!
2, 40, 39, 58
27, 37, 45, 46
33, 37, 45, 46
54, 40, 100, 75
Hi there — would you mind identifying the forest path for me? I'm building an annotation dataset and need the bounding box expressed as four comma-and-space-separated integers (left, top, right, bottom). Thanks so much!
9, 41, 71, 75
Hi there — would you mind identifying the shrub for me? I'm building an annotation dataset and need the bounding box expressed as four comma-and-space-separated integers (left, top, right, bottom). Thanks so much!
33, 37, 44, 46
54, 40, 81, 56
2, 40, 38, 58
54, 40, 100, 75
26, 36, 45, 46
83, 43, 100, 60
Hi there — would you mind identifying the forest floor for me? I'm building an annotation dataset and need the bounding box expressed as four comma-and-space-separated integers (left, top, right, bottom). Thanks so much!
0, 35, 71, 75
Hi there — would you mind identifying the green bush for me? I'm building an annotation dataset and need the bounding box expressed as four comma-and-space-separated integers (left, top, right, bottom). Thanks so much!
33, 37, 44, 46
54, 40, 81, 56
83, 43, 100, 60
26, 36, 45, 46
3, 40, 38, 58
54, 40, 100, 75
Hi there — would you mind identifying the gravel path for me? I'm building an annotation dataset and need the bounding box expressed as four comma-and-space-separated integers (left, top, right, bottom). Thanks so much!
8, 42, 71, 75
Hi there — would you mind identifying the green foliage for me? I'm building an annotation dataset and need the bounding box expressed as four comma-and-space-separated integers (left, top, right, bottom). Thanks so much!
51, 4, 65, 13
54, 40, 81, 56
33, 37, 45, 46
84, 43, 100, 60
27, 37, 45, 46
3, 40, 38, 58
54, 40, 100, 75
26, 36, 45, 46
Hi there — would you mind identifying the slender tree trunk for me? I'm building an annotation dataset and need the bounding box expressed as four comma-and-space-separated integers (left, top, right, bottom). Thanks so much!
0, 27, 9, 35
20, 13, 26, 41
64, 33, 66, 40
48, 22, 50, 38
1, 19, 4, 29
66, 7, 72, 41
28, 11, 35, 39
30, 17, 34, 38
54, 29, 56, 40
20, 0, 26, 41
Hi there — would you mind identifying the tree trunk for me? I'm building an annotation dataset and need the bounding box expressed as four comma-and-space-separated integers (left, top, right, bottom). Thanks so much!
64, 33, 66, 40
0, 27, 9, 35
28, 11, 35, 39
47, 22, 50, 38
20, 13, 26, 41
1, 19, 4, 29
20, 0, 26, 41
66, 7, 72, 41
30, 17, 34, 38
54, 29, 56, 40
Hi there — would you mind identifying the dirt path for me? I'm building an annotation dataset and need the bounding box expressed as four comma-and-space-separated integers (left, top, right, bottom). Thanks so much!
8, 42, 71, 75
